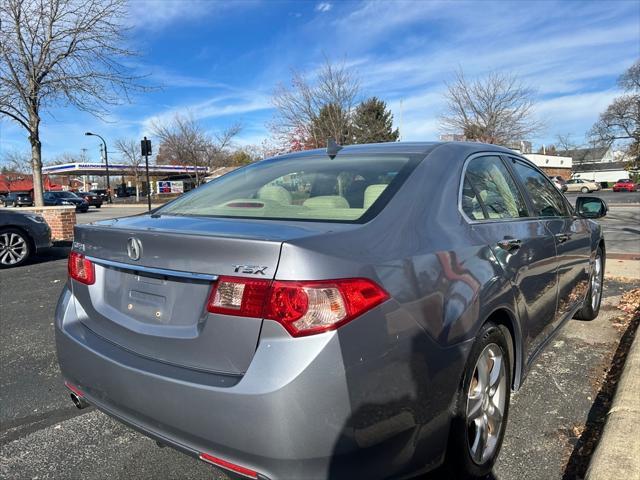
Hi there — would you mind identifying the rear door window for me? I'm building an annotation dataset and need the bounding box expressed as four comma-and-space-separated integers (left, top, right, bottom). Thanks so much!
462, 156, 528, 220
510, 159, 569, 217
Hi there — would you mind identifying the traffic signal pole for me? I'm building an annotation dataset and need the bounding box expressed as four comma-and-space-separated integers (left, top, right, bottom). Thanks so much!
141, 137, 152, 212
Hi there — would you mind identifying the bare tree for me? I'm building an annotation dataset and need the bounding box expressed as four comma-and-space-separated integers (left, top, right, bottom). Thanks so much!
209, 123, 243, 168
1, 150, 31, 173
152, 113, 241, 185
0, 150, 31, 191
0, 0, 146, 206
114, 138, 143, 201
589, 60, 640, 167
440, 70, 543, 146
619, 60, 640, 91
47, 151, 86, 165
271, 60, 360, 150
555, 133, 580, 154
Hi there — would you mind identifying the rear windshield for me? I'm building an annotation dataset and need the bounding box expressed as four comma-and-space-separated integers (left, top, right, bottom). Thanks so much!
157, 154, 419, 223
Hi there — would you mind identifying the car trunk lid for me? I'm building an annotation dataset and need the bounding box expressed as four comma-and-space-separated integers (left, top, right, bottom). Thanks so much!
70, 214, 319, 375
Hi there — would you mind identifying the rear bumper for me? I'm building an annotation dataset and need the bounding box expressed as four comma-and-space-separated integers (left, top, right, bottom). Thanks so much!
55, 286, 469, 479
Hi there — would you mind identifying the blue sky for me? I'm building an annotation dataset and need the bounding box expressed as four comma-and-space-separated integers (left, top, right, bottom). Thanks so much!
1, 0, 638, 164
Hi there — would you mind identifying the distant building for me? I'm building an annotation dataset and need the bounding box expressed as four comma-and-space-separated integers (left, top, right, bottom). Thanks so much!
566, 147, 635, 183
506, 141, 532, 154
439, 134, 467, 142
523, 154, 572, 179
204, 166, 240, 182
572, 161, 635, 183
0, 174, 63, 195
565, 147, 614, 165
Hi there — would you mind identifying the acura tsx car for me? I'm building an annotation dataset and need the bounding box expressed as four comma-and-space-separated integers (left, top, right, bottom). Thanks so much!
55, 141, 607, 479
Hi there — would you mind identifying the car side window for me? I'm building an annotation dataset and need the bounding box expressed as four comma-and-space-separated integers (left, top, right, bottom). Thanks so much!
461, 177, 486, 220
463, 156, 528, 220
510, 159, 569, 217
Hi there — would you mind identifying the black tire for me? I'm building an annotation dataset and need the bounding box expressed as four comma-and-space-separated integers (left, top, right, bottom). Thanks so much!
445, 322, 511, 478
0, 227, 32, 268
581, 187, 589, 193
96, 204, 101, 208
574, 246, 604, 321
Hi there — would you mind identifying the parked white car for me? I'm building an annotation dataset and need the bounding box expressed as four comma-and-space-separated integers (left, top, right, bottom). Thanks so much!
566, 178, 600, 193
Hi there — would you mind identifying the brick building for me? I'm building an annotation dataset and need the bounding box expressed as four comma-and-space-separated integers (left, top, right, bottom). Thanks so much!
523, 153, 572, 179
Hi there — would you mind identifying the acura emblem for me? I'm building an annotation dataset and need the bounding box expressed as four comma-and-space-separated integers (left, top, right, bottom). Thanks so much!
127, 237, 143, 261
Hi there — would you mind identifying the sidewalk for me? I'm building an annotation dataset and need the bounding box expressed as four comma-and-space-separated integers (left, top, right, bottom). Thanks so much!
605, 258, 640, 279
586, 262, 640, 480
586, 330, 640, 480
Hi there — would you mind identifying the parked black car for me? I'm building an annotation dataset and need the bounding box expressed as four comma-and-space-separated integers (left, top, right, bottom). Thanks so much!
43, 191, 89, 213
76, 191, 103, 208
90, 189, 109, 201
0, 209, 51, 268
3, 192, 34, 207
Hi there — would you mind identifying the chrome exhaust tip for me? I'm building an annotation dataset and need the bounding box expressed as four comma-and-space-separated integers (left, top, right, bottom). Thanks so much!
70, 392, 89, 409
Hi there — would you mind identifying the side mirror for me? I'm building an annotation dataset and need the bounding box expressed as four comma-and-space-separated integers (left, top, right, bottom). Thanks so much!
576, 196, 608, 219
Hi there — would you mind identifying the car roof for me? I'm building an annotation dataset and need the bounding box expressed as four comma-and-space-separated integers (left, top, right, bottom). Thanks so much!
270, 141, 517, 161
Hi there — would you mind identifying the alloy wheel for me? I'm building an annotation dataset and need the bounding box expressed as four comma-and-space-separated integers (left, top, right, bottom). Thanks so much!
466, 343, 507, 465
0, 232, 28, 266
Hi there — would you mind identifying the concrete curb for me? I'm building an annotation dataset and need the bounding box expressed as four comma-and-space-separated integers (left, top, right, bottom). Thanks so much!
586, 326, 640, 480
605, 259, 640, 280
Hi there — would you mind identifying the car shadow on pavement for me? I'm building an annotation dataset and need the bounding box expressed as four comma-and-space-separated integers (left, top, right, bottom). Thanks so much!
419, 468, 497, 479
25, 244, 71, 266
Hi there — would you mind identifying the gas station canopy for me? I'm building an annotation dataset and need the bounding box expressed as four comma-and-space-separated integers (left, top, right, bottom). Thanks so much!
42, 162, 208, 176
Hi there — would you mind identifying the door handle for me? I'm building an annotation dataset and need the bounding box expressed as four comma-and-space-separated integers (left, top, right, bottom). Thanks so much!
555, 233, 571, 244
497, 239, 522, 251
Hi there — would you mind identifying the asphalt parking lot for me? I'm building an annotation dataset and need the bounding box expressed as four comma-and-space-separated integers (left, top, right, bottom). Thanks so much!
1, 199, 639, 480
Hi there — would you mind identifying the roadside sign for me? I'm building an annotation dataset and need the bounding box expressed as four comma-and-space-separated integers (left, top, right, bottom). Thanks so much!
157, 181, 184, 194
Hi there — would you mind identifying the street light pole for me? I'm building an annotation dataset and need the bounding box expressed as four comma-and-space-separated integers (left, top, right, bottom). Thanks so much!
85, 132, 112, 203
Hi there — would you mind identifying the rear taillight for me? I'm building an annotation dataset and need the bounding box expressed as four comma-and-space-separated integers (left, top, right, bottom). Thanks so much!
207, 276, 388, 337
68, 251, 95, 285
207, 276, 270, 317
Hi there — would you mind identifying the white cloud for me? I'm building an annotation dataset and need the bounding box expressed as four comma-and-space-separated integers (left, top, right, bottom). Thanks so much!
139, 91, 273, 136
534, 90, 619, 138
125, 0, 254, 30
315, 2, 333, 13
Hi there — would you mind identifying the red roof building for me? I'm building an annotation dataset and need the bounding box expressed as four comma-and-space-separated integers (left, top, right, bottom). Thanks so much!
0, 174, 63, 194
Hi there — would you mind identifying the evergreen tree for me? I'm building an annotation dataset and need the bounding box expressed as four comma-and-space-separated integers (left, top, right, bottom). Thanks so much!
309, 103, 352, 147
351, 97, 400, 144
